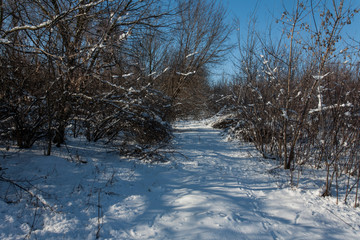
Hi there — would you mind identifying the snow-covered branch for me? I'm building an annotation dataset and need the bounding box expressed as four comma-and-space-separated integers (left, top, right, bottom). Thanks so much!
1, 0, 107, 38
309, 102, 353, 114
4, 19, 53, 35
176, 71, 196, 76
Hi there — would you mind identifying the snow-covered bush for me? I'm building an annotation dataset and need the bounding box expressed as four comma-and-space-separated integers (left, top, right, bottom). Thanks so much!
0, 54, 51, 148
75, 82, 172, 146
211, 0, 360, 206
0, 0, 174, 157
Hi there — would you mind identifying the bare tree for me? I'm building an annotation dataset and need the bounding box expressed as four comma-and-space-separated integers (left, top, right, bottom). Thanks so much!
0, 0, 173, 154
161, 0, 232, 118
213, 0, 360, 205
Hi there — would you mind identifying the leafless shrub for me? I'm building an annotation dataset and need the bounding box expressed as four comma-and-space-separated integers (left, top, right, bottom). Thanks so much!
213, 0, 360, 206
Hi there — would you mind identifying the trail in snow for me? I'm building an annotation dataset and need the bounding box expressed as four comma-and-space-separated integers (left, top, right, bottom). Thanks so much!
0, 120, 359, 239
149, 121, 359, 240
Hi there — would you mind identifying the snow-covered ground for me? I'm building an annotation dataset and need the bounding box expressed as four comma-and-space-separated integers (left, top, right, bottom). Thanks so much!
0, 120, 359, 239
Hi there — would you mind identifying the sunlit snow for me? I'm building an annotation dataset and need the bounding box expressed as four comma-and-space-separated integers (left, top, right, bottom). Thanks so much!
0, 120, 359, 239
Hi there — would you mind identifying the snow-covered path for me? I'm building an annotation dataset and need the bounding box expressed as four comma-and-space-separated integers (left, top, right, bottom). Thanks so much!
137, 121, 359, 240
1, 121, 360, 239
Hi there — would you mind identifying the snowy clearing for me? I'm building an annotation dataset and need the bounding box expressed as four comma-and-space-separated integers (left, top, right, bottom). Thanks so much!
0, 120, 360, 239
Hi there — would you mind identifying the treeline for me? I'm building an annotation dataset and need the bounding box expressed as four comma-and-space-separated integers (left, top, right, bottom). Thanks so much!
0, 0, 231, 157
212, 0, 360, 206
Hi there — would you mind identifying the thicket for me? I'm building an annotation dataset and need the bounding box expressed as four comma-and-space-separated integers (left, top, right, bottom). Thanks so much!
212, 0, 360, 207
0, 0, 231, 158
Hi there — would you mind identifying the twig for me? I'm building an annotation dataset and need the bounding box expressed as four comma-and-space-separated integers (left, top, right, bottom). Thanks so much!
63, 141, 74, 162
96, 189, 102, 239
0, 176, 55, 212
24, 198, 40, 239
326, 207, 357, 231
169, 150, 190, 161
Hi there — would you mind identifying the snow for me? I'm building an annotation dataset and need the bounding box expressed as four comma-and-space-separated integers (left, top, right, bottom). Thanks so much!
119, 32, 129, 41
309, 102, 353, 114
186, 52, 198, 58
312, 72, 331, 80
0, 38, 11, 44
122, 73, 134, 78
148, 72, 157, 77
5, 19, 53, 33
0, 121, 360, 239
176, 71, 196, 76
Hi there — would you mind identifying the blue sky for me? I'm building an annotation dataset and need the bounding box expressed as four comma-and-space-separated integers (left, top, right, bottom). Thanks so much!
224, 0, 281, 28
214, 0, 292, 80
213, 0, 360, 81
